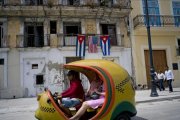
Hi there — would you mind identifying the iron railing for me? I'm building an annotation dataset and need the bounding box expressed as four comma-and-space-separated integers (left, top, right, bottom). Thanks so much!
133, 15, 180, 28
57, 33, 124, 47
1, 0, 131, 8
0, 35, 10, 48
60, 0, 131, 8
16, 34, 50, 48
16, 33, 124, 48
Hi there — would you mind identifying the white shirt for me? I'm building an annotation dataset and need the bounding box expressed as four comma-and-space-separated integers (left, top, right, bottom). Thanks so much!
157, 73, 165, 80
165, 70, 174, 80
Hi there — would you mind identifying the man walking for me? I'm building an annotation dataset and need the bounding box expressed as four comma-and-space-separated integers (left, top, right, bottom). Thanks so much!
165, 67, 174, 92
157, 70, 165, 91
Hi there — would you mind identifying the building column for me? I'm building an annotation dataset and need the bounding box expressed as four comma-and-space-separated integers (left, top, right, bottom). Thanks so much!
81, 19, 85, 34
44, 18, 49, 46
58, 19, 63, 46
96, 19, 100, 34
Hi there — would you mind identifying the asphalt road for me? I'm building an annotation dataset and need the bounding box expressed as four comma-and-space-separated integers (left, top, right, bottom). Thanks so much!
0, 98, 180, 120
132, 99, 180, 120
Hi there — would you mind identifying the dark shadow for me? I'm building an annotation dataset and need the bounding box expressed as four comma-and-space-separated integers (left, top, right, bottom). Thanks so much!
131, 116, 148, 120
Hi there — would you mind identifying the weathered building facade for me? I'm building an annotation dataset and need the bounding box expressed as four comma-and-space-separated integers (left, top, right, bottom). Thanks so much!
131, 0, 180, 88
0, 0, 132, 98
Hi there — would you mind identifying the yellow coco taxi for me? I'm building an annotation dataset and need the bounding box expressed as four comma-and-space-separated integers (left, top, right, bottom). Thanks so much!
35, 59, 137, 120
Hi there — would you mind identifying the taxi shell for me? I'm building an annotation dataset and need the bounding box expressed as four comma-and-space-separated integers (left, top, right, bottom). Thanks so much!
35, 59, 137, 120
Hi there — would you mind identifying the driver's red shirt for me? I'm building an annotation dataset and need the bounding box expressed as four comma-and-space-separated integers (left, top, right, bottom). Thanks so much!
61, 79, 84, 100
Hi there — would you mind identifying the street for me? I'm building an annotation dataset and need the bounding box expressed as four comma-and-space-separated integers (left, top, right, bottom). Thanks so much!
132, 99, 180, 120
0, 97, 180, 120
0, 98, 37, 120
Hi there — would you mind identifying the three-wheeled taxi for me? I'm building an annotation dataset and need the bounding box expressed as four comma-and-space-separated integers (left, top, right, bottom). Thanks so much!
35, 59, 137, 120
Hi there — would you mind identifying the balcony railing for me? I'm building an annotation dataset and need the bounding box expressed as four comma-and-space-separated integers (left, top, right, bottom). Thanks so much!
15, 34, 124, 48
1, 0, 131, 8
61, 0, 131, 8
0, 35, 10, 48
133, 15, 180, 28
57, 34, 124, 47
16, 34, 50, 48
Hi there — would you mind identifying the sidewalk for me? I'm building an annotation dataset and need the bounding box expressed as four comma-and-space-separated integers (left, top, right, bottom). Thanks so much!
0, 88, 180, 110
136, 87, 180, 103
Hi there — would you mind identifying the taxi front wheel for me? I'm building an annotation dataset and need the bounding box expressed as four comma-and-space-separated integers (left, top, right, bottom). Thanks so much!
115, 113, 130, 120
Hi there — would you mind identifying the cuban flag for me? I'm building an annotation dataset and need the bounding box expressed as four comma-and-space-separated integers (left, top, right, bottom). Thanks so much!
100, 35, 110, 56
76, 35, 86, 57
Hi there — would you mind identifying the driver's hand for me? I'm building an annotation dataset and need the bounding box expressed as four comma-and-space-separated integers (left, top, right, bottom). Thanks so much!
57, 95, 62, 99
53, 92, 58, 96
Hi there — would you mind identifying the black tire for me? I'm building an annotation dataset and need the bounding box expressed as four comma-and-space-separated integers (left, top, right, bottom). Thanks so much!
115, 113, 131, 120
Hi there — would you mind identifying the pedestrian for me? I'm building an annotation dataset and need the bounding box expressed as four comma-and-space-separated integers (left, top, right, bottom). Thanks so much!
157, 70, 165, 91
153, 71, 161, 91
165, 67, 174, 92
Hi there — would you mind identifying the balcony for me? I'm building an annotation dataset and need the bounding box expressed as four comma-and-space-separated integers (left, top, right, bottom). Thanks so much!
133, 15, 180, 28
0, 35, 10, 48
16, 34, 50, 48
0, 0, 131, 18
57, 34, 124, 47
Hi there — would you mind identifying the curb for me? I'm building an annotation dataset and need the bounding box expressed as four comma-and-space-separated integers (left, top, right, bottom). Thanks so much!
136, 96, 180, 104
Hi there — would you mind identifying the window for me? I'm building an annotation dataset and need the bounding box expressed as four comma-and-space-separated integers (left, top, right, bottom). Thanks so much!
178, 39, 180, 47
36, 75, 44, 85
25, 0, 44, 5
100, 24, 117, 46
99, 0, 113, 6
0, 0, 4, 5
172, 63, 178, 70
0, 23, 3, 47
68, 0, 80, 5
24, 22, 44, 47
50, 21, 57, 34
63, 22, 81, 46
99, 0, 106, 6
172, 1, 180, 27
32, 64, 38, 69
142, 0, 161, 26
0, 59, 4, 65
177, 39, 180, 56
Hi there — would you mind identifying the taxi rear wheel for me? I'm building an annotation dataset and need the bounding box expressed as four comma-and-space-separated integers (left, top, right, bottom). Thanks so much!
115, 113, 130, 120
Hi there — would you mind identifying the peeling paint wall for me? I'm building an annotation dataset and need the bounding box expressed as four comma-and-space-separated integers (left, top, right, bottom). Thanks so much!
0, 1, 132, 98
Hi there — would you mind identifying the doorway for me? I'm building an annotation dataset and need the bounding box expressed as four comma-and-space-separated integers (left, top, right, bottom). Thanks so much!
144, 50, 167, 88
